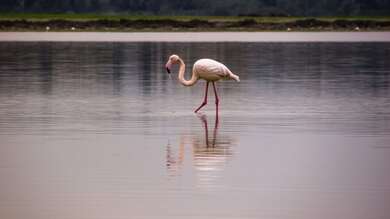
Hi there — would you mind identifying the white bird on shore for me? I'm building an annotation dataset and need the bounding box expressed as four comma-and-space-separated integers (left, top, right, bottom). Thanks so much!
165, 54, 239, 117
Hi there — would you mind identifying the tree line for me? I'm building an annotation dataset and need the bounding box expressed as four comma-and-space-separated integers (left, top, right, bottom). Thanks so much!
1, 0, 389, 16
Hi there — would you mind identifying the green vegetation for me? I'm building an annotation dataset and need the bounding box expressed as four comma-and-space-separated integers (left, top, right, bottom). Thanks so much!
1, 13, 390, 22
1, 13, 390, 32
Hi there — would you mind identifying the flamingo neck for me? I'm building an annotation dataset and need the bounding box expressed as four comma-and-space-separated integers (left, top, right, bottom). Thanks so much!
178, 58, 198, 86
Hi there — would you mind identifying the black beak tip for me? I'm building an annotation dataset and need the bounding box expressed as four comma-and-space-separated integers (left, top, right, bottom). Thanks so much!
166, 67, 171, 74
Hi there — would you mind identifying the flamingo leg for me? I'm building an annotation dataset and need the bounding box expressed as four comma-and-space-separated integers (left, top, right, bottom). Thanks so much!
212, 112, 219, 147
194, 82, 209, 113
212, 82, 219, 122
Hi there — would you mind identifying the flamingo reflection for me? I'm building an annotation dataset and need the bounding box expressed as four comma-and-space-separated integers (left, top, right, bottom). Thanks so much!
166, 114, 235, 187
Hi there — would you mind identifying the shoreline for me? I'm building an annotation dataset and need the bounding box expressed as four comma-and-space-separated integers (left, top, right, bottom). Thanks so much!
1, 32, 390, 42
1, 17, 390, 32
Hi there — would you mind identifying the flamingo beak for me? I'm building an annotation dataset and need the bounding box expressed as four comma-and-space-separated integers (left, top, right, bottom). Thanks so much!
165, 62, 171, 74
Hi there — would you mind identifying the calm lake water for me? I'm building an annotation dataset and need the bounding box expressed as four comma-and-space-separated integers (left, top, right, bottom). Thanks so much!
0, 41, 390, 219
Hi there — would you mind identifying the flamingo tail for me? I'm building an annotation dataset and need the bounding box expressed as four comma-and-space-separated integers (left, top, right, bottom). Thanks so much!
230, 73, 240, 82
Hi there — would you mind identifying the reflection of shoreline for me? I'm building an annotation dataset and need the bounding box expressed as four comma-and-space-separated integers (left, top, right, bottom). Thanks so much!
3, 33, 390, 42
166, 114, 235, 187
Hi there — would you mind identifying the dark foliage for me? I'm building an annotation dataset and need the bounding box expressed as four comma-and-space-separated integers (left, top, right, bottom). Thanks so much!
0, 0, 390, 16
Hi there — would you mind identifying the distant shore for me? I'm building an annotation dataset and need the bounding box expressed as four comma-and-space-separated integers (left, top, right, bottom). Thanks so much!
1, 32, 390, 42
1, 14, 390, 32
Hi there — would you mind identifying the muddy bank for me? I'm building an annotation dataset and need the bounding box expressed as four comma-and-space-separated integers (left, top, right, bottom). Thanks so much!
1, 18, 390, 31
2, 32, 390, 42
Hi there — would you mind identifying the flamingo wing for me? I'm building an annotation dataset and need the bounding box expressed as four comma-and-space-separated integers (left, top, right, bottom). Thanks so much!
194, 59, 232, 80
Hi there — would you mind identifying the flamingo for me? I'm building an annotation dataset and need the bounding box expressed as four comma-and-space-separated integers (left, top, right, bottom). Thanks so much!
165, 54, 240, 118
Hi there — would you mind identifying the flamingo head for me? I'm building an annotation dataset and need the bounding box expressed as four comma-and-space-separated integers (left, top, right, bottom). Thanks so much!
165, 54, 180, 74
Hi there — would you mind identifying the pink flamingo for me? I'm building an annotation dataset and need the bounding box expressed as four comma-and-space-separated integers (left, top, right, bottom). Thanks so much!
165, 54, 240, 118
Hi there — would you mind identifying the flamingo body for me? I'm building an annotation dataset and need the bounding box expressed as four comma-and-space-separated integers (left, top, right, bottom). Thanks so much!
193, 59, 240, 82
165, 54, 239, 117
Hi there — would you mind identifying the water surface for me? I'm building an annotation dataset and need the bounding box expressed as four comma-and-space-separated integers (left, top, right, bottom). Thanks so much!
0, 42, 390, 219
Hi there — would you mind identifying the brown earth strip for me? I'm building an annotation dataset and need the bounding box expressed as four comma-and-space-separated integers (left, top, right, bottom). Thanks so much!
1, 18, 390, 31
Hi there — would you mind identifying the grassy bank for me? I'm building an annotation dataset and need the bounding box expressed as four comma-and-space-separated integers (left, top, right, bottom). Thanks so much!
1, 13, 390, 22
1, 13, 390, 31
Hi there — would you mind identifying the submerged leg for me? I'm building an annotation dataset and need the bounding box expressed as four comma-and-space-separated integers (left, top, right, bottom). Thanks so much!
194, 82, 209, 113
198, 114, 209, 147
212, 82, 220, 122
